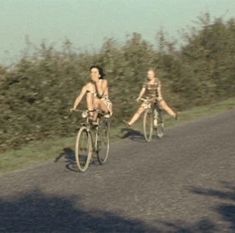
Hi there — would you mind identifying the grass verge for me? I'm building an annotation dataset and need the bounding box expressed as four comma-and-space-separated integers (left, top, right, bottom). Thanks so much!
1, 97, 235, 176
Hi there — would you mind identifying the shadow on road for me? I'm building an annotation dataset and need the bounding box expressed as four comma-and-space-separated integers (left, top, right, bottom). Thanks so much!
190, 181, 235, 232
0, 189, 157, 233
54, 147, 78, 173
54, 147, 99, 173
120, 128, 146, 143
1, 186, 234, 233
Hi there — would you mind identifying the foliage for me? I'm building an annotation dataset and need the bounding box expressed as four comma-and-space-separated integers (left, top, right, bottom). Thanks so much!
0, 14, 235, 151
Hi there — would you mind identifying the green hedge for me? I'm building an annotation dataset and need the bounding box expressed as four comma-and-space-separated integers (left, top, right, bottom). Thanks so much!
0, 15, 235, 151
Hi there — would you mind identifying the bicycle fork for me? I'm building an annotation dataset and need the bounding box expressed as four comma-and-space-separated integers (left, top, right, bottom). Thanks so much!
153, 109, 163, 128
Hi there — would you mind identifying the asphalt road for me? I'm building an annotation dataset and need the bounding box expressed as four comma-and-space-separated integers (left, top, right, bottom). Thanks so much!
0, 110, 234, 233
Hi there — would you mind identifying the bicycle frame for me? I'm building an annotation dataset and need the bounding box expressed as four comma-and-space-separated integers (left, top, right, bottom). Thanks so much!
140, 97, 161, 112
140, 98, 164, 141
76, 110, 102, 151
72, 109, 110, 171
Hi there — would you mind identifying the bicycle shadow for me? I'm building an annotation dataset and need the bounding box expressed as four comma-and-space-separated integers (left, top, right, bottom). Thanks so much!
54, 147, 78, 172
120, 128, 146, 143
54, 147, 99, 173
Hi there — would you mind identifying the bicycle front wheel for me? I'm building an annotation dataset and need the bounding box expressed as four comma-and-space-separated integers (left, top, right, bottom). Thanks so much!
75, 126, 92, 172
95, 119, 110, 165
143, 109, 153, 142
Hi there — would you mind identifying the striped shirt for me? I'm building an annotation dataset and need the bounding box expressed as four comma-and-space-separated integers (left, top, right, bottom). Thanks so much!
143, 80, 161, 99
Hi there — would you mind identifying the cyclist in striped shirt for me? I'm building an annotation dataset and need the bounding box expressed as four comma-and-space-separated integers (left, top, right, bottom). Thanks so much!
126, 68, 177, 127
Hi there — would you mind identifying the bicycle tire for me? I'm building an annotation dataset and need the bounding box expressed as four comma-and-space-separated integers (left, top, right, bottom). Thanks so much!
95, 119, 110, 164
143, 109, 153, 142
75, 126, 92, 172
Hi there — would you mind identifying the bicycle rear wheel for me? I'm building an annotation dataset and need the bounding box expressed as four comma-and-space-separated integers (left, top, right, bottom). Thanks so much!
75, 126, 92, 172
143, 109, 153, 142
96, 119, 110, 164
155, 109, 165, 138
157, 122, 164, 138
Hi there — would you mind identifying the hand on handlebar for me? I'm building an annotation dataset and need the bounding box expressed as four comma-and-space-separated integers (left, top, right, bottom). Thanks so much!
136, 97, 141, 103
70, 107, 77, 112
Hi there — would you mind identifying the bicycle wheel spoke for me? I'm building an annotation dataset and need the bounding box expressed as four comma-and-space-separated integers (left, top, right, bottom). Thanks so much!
156, 110, 165, 138
143, 110, 153, 142
75, 127, 92, 172
96, 120, 110, 164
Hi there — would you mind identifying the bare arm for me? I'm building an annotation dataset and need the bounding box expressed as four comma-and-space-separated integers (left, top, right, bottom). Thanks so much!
103, 80, 109, 97
137, 87, 146, 101
72, 85, 87, 110
157, 81, 163, 100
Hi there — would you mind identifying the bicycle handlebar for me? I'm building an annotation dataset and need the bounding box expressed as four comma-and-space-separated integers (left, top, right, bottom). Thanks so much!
139, 97, 157, 102
70, 109, 84, 113
70, 108, 106, 116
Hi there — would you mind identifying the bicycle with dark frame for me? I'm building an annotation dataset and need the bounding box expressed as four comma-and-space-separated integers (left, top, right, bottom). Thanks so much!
71, 109, 110, 172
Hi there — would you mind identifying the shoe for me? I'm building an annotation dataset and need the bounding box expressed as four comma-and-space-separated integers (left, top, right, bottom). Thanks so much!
175, 112, 178, 120
122, 120, 131, 128
89, 118, 98, 127
104, 113, 111, 119
153, 119, 158, 128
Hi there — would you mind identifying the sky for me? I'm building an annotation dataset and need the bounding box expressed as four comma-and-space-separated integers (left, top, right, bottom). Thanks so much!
1, 0, 235, 65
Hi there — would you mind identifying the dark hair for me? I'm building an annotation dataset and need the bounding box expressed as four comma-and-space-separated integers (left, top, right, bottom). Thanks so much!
90, 65, 105, 79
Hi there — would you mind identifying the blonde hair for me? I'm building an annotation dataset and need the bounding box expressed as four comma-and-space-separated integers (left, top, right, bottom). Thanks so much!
148, 68, 158, 77
148, 67, 157, 74
148, 67, 160, 83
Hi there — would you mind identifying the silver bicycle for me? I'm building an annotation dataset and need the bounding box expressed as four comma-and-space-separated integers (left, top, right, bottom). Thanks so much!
140, 98, 164, 142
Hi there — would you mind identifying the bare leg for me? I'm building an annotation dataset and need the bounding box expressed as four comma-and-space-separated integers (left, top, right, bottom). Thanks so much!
86, 93, 94, 111
97, 99, 109, 113
92, 98, 101, 121
86, 93, 98, 121
128, 106, 145, 126
159, 100, 176, 118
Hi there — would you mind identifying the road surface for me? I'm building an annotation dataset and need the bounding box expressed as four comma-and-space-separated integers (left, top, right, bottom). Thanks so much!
0, 110, 235, 233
